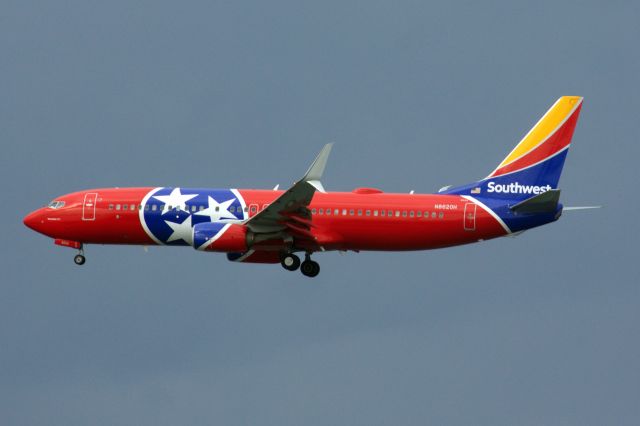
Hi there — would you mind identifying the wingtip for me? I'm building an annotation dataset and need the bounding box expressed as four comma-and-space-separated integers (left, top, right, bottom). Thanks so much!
303, 143, 334, 182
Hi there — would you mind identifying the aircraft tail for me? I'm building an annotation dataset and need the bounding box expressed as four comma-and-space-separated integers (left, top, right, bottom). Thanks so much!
443, 96, 583, 201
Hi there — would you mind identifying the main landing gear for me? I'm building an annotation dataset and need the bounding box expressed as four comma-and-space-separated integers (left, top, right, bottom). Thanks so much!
280, 252, 320, 277
281, 253, 301, 271
74, 246, 86, 266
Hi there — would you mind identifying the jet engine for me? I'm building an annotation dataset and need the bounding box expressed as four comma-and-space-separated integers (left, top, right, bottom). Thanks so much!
192, 223, 253, 252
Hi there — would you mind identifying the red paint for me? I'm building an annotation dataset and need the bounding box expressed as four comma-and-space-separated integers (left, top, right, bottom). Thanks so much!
54, 239, 82, 249
203, 224, 248, 252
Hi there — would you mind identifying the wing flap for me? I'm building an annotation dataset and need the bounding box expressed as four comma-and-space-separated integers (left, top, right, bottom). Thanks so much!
244, 144, 333, 240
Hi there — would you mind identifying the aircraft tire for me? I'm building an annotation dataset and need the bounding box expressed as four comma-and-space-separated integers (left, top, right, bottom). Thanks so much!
300, 260, 320, 277
74, 254, 86, 265
281, 253, 300, 271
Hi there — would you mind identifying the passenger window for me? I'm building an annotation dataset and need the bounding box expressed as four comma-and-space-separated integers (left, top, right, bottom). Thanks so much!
380, 210, 386, 217
395, 211, 400, 217
349, 209, 355, 216
123, 204, 128, 210
357, 209, 362, 216
250, 206, 257, 213
116, 204, 121, 210
439, 212, 444, 219
312, 208, 317, 214
229, 206, 235, 213
215, 206, 219, 212
151, 204, 157, 211
342, 209, 347, 215
109, 204, 114, 210
319, 208, 323, 215
402, 211, 407, 217
191, 205, 196, 212
131, 204, 136, 211
199, 206, 204, 211
325, 208, 330, 215
389, 210, 393, 217
366, 210, 371, 216
244, 207, 249, 212
145, 204, 150, 211
417, 211, 422, 217
432, 212, 437, 218
335, 209, 340, 215
410, 211, 414, 217
373, 210, 378, 216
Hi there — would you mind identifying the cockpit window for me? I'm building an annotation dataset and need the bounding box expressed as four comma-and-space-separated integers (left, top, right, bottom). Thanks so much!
47, 200, 65, 209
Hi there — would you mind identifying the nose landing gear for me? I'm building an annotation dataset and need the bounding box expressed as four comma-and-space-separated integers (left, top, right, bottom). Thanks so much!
73, 246, 86, 265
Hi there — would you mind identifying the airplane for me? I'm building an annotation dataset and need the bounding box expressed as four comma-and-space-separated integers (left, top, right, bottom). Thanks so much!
24, 96, 595, 277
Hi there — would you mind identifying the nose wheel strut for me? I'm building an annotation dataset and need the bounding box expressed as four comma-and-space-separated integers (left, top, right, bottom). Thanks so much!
74, 246, 86, 266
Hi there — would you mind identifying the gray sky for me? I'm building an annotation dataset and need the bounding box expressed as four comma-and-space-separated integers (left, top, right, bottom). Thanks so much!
2, 1, 639, 425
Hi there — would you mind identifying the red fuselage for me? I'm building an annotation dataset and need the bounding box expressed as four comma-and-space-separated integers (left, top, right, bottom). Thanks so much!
24, 187, 507, 252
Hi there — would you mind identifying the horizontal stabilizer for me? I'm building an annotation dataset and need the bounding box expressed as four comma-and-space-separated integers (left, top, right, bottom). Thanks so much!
510, 189, 560, 214
563, 206, 602, 211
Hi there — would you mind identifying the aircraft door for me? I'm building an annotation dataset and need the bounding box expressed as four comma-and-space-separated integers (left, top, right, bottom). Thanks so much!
82, 192, 98, 221
464, 203, 476, 231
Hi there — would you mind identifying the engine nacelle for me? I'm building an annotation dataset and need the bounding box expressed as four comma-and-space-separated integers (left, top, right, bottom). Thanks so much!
192, 223, 251, 252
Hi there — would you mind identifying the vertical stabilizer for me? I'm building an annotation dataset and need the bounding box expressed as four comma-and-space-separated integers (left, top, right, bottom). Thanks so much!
443, 96, 583, 201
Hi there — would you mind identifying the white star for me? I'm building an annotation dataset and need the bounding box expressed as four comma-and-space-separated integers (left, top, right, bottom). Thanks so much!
153, 188, 198, 214
164, 215, 194, 245
194, 196, 238, 222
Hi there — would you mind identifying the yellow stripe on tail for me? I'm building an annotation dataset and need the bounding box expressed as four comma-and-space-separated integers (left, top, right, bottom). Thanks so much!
496, 96, 583, 169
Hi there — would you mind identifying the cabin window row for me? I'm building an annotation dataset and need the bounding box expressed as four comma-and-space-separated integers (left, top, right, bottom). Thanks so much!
310, 208, 445, 219
106, 204, 257, 213
105, 203, 444, 219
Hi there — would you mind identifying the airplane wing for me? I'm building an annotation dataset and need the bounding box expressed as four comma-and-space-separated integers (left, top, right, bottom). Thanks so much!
243, 144, 333, 244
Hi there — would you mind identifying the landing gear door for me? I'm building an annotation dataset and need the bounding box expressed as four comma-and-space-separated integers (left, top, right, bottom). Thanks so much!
464, 203, 476, 231
82, 193, 98, 221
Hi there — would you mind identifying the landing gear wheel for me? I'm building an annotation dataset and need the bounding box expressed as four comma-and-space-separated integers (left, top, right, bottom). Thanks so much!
74, 254, 86, 265
300, 260, 320, 278
281, 253, 301, 271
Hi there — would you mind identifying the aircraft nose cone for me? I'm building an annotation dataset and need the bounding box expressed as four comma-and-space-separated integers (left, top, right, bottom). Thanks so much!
23, 209, 44, 232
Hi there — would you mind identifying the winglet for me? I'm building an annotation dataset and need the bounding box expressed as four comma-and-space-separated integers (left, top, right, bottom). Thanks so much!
302, 143, 333, 193
303, 143, 333, 181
